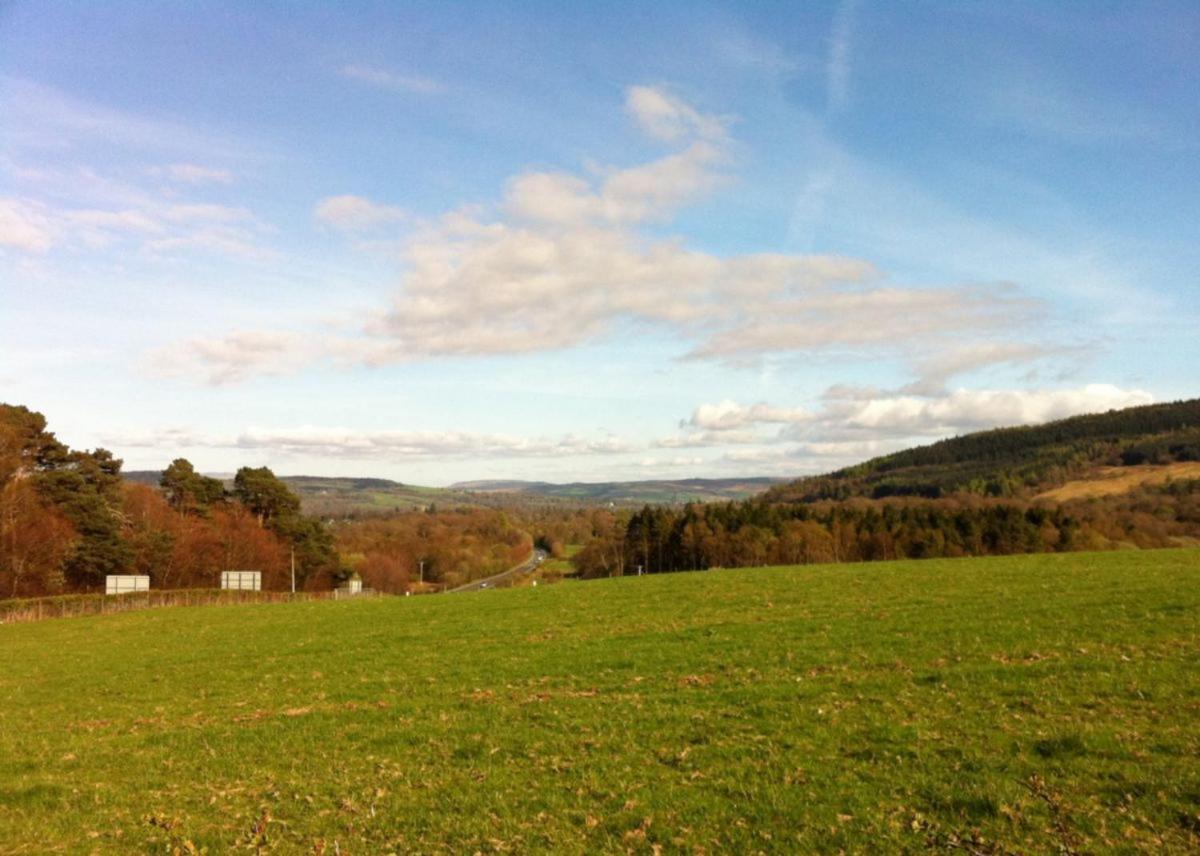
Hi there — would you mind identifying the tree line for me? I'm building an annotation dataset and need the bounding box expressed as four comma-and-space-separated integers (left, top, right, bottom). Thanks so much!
572, 481, 1200, 578
2, 403, 551, 599
1, 403, 338, 597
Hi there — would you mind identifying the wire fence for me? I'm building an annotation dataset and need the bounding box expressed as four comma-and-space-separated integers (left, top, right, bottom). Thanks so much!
0, 588, 364, 625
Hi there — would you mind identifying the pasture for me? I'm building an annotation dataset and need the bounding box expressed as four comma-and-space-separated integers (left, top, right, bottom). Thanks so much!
1, 550, 1198, 853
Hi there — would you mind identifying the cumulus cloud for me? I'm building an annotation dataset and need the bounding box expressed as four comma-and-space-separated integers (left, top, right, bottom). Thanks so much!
688, 400, 812, 431
657, 383, 1153, 475
314, 195, 408, 231
505, 140, 727, 227
152, 84, 1039, 382
810, 384, 1154, 440
678, 383, 1153, 460
338, 64, 444, 95
625, 85, 727, 143
104, 424, 632, 461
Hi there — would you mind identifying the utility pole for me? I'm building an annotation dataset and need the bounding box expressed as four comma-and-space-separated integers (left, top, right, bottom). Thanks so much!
418, 559, 425, 586
290, 546, 296, 594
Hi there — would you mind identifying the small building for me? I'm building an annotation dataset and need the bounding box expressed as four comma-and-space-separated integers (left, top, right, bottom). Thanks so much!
220, 570, 261, 591
105, 575, 150, 595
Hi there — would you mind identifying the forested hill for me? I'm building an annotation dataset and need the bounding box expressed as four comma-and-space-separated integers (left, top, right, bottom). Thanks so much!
122, 473, 783, 511
764, 398, 1200, 503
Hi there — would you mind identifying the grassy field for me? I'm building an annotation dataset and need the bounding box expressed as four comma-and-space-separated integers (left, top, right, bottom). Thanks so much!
2, 550, 1198, 853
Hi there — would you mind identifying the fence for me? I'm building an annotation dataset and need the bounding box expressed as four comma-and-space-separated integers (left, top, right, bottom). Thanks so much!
0, 588, 339, 625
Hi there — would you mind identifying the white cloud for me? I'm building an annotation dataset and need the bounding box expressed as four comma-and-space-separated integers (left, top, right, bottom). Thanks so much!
314, 195, 407, 231
338, 65, 444, 95
639, 456, 706, 468
685, 383, 1154, 451
0, 197, 54, 252
104, 424, 632, 461
626, 85, 727, 143
688, 400, 812, 431
681, 383, 1157, 473
899, 342, 1082, 396
0, 193, 274, 260
815, 384, 1155, 439
146, 331, 316, 385
506, 142, 726, 227
151, 85, 1038, 382
654, 429, 764, 448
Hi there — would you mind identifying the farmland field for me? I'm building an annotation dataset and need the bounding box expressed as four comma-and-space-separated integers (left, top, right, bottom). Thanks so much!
2, 550, 1199, 853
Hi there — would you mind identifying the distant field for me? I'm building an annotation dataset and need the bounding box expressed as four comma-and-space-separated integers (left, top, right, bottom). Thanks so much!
2, 551, 1199, 853
1036, 462, 1200, 502
455, 477, 784, 505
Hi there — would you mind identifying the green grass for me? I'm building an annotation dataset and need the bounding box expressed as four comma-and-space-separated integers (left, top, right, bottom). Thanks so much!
2, 550, 1199, 853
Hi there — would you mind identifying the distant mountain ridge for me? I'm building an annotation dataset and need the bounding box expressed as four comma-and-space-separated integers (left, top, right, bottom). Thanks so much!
121, 471, 785, 512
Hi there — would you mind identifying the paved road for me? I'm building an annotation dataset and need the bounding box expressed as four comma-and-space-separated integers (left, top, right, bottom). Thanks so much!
444, 549, 547, 593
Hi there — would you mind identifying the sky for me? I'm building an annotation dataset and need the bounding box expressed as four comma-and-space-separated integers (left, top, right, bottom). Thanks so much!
1, 1, 1197, 485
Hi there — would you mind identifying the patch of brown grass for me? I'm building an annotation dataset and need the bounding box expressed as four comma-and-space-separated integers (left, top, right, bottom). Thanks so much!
1035, 462, 1200, 502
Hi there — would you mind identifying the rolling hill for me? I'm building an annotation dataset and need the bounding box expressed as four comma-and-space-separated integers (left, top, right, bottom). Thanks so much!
121, 472, 480, 515
764, 398, 1200, 503
123, 472, 785, 514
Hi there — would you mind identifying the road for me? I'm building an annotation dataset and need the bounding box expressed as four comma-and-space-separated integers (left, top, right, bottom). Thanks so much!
444, 548, 547, 594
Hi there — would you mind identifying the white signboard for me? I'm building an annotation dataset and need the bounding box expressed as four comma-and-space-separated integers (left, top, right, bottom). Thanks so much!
334, 578, 364, 598
105, 575, 150, 595
221, 570, 261, 591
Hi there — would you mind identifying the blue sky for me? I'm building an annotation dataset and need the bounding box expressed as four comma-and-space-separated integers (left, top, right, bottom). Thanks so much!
2, 1, 1197, 484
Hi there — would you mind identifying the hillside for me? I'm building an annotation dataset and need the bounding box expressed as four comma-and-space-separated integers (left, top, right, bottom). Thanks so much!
123, 473, 784, 514
1035, 461, 1200, 502
2, 550, 1197, 852
765, 398, 1200, 503
122, 472, 484, 515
